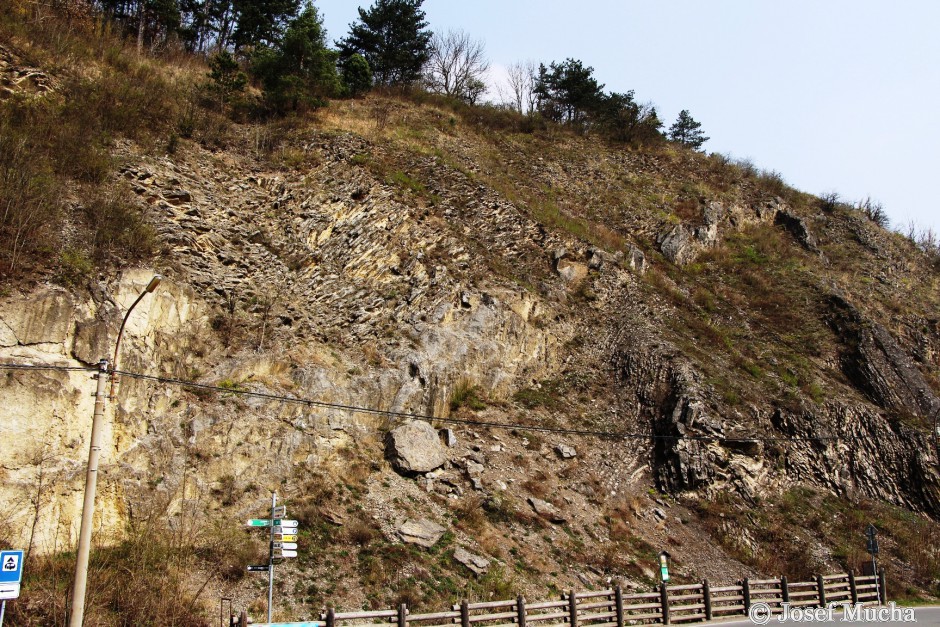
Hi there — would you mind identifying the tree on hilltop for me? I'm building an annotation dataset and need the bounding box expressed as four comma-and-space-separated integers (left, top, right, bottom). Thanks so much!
596, 91, 663, 145
534, 58, 605, 128
338, 0, 432, 87
668, 109, 709, 149
251, 3, 341, 113
424, 29, 489, 104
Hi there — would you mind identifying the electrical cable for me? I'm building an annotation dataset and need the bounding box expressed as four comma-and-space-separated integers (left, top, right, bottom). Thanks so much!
110, 367, 844, 444
3, 361, 931, 444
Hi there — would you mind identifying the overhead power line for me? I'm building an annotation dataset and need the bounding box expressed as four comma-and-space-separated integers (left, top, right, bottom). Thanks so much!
0, 361, 926, 445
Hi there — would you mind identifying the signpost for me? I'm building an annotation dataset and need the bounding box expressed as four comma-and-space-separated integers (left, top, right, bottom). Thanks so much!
244, 495, 300, 624
865, 524, 879, 601
658, 551, 671, 583
0, 550, 24, 626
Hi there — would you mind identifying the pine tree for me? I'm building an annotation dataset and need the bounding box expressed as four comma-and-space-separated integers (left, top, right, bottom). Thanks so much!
533, 58, 604, 127
341, 54, 373, 97
668, 110, 709, 150
251, 3, 340, 113
208, 49, 247, 111
338, 0, 432, 87
231, 0, 300, 49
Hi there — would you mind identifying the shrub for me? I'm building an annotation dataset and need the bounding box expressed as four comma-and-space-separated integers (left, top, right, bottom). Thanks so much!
82, 191, 156, 262
819, 191, 841, 212
450, 379, 486, 411
857, 196, 890, 228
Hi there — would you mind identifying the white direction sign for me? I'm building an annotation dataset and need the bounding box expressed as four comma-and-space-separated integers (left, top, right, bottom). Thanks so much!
272, 542, 298, 550
272, 525, 300, 534
273, 549, 298, 558
273, 505, 287, 518
273, 519, 298, 528
0, 582, 20, 600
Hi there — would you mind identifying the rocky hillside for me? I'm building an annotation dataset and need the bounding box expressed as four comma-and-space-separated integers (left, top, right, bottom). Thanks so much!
1, 17, 939, 625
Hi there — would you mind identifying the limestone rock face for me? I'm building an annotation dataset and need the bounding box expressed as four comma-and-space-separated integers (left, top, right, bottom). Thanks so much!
385, 421, 447, 474
658, 224, 696, 266
0, 288, 76, 347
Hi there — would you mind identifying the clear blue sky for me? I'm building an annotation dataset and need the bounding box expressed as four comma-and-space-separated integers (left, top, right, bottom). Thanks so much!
314, 0, 940, 234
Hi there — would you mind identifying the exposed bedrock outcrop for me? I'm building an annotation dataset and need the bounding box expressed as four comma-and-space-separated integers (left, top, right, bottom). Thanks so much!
828, 292, 940, 420
613, 336, 940, 515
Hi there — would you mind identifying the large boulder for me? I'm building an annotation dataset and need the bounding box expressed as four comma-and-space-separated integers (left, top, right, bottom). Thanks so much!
528, 497, 567, 524
453, 547, 490, 575
385, 421, 447, 474
398, 518, 446, 547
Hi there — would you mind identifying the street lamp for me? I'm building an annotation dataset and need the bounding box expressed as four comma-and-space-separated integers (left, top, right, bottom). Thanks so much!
70, 275, 161, 627
110, 274, 161, 398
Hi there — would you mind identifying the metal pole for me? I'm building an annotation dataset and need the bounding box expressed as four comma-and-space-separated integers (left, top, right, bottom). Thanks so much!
268, 492, 276, 625
69, 359, 109, 627
1, 599, 6, 626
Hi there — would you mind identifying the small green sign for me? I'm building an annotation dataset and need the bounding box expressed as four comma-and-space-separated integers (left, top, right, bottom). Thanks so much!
246, 519, 271, 527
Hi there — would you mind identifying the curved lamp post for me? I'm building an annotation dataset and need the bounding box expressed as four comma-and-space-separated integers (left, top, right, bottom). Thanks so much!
70, 275, 161, 627
109, 274, 161, 398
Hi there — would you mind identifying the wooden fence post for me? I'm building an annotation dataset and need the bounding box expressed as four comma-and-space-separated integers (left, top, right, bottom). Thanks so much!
568, 590, 579, 627
702, 579, 712, 621
460, 600, 470, 627
614, 586, 624, 627
517, 595, 527, 627
399, 603, 408, 627
741, 579, 751, 616
659, 582, 670, 625
878, 569, 887, 605
816, 574, 826, 606
848, 572, 858, 605
239, 611, 247, 627
780, 576, 789, 605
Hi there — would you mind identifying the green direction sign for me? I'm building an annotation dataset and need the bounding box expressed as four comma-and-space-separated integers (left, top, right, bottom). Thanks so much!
246, 519, 271, 527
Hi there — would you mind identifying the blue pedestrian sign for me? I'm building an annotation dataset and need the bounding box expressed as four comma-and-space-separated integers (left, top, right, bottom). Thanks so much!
0, 551, 23, 584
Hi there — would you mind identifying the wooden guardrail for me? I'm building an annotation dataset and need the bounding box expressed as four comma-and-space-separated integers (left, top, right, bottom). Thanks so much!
318, 570, 886, 627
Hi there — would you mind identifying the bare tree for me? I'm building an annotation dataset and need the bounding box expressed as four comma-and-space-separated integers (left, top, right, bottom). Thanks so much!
424, 29, 490, 103
500, 60, 537, 114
